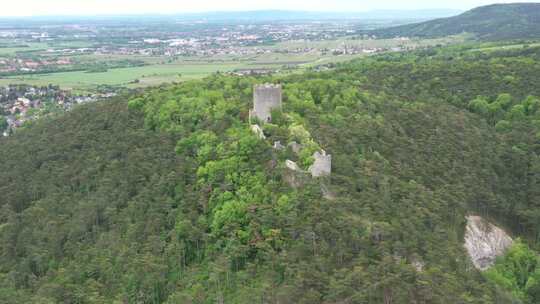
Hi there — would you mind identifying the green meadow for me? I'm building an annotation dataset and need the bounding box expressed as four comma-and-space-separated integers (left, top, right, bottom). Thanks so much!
0, 62, 241, 90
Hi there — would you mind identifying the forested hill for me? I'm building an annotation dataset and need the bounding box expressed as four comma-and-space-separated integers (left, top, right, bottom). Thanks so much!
1, 44, 540, 303
371, 3, 540, 40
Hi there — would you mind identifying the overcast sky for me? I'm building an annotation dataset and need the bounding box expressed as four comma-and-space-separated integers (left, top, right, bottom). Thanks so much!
1, 0, 538, 16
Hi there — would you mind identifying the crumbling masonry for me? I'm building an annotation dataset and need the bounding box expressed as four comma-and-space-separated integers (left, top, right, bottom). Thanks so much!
250, 84, 282, 123
248, 83, 332, 180
309, 150, 332, 177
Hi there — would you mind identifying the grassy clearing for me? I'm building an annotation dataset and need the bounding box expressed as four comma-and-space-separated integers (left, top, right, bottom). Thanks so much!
0, 41, 96, 57
0, 42, 49, 55
50, 41, 96, 49
0, 53, 321, 90
468, 42, 540, 53
300, 53, 368, 67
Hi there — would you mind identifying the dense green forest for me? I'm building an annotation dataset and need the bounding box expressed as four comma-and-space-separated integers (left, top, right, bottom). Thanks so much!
371, 3, 540, 40
484, 240, 540, 302
1, 43, 540, 303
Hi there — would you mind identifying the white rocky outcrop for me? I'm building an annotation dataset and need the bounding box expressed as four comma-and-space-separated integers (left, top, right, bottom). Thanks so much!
411, 259, 425, 272
285, 160, 302, 172
464, 215, 513, 271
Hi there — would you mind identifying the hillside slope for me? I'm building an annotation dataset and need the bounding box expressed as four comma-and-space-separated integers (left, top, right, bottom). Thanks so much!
1, 45, 540, 303
0, 83, 503, 304
371, 3, 540, 40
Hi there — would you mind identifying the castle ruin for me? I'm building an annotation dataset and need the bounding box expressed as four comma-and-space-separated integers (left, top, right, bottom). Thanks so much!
250, 124, 266, 139
250, 84, 282, 123
309, 150, 332, 177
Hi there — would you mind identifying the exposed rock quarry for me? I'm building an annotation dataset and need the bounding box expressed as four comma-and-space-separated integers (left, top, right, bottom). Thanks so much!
464, 215, 513, 271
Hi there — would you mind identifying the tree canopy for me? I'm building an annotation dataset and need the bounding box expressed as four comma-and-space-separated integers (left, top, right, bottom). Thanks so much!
1, 43, 540, 303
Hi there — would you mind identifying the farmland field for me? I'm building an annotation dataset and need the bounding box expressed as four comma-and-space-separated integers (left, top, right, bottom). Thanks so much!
0, 35, 466, 91
0, 62, 241, 90
0, 42, 49, 55
0, 53, 367, 90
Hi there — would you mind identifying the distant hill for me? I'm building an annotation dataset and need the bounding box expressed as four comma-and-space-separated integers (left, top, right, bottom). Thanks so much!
371, 3, 540, 40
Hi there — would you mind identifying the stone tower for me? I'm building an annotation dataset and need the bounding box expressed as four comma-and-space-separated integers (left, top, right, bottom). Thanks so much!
309, 150, 332, 177
251, 84, 282, 123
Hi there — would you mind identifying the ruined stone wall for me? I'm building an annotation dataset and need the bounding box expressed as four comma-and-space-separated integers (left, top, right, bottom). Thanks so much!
252, 84, 282, 123
309, 150, 332, 177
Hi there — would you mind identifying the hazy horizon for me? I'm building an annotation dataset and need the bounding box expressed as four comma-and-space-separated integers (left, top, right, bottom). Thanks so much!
1, 0, 538, 17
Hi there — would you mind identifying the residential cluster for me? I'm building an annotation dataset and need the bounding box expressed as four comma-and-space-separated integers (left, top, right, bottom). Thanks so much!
0, 57, 72, 73
0, 85, 116, 136
0, 20, 377, 59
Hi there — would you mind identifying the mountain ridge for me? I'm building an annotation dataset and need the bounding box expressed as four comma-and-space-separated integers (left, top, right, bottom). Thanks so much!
370, 3, 540, 40
1, 43, 540, 302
